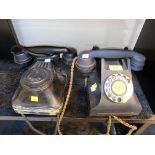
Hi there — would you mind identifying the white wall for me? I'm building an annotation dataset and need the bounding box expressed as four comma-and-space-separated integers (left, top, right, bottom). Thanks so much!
12, 19, 145, 52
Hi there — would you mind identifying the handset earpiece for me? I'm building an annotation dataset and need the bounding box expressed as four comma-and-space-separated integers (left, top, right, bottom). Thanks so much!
76, 52, 96, 75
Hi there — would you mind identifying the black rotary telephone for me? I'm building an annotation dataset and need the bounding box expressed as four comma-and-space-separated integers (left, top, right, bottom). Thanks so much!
76, 49, 145, 116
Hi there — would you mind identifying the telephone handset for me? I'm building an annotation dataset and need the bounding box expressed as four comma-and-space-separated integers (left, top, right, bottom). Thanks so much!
76, 49, 145, 116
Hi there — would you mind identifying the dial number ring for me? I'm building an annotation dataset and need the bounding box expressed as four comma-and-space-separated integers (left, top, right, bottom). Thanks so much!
104, 73, 133, 103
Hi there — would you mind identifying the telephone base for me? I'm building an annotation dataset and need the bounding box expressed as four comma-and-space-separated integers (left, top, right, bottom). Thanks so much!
90, 95, 142, 117
88, 58, 142, 117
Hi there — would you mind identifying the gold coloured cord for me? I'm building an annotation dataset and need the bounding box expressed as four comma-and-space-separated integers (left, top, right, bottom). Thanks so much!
106, 116, 112, 135
56, 56, 137, 135
106, 115, 137, 135
57, 57, 77, 135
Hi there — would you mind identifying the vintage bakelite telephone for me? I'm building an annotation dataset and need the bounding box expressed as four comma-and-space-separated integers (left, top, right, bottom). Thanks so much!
76, 49, 145, 116
11, 45, 77, 115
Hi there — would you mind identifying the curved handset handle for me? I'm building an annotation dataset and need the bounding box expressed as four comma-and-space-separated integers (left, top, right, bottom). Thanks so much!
24, 46, 77, 56
76, 49, 145, 74
11, 45, 77, 64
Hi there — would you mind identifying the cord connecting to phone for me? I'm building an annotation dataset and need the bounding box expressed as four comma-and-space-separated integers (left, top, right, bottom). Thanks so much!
57, 58, 137, 135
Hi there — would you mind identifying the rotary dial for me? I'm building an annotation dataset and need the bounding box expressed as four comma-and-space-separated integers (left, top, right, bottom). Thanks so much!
104, 73, 133, 103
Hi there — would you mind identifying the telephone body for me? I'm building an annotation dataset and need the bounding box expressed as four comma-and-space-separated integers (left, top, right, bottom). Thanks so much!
88, 58, 142, 116
11, 45, 77, 115
76, 49, 145, 116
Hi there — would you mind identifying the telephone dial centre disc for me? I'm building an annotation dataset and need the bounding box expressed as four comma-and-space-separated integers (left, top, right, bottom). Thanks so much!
104, 73, 133, 103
